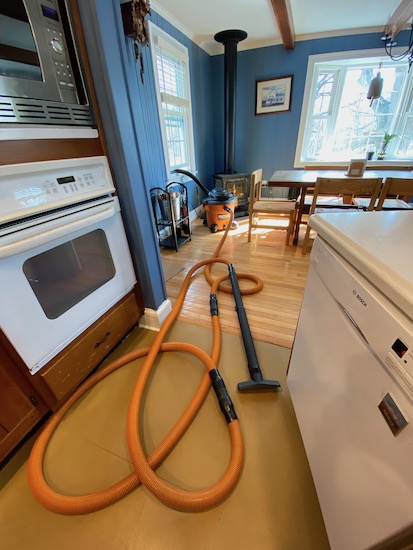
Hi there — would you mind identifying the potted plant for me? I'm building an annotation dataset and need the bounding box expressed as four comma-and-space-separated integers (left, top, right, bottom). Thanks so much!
377, 131, 397, 160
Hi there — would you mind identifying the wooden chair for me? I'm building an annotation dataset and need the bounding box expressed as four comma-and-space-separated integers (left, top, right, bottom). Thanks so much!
302, 177, 382, 255
248, 169, 296, 246
299, 164, 350, 211
353, 177, 413, 210
375, 177, 413, 210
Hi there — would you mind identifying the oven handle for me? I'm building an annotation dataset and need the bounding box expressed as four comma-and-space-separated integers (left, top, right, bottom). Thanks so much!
0, 202, 117, 258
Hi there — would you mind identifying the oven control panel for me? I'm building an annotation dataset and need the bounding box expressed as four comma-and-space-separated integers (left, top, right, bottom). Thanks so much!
0, 157, 116, 224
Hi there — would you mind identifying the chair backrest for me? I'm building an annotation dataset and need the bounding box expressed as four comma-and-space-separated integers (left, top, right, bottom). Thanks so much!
249, 168, 263, 209
376, 177, 413, 210
309, 177, 383, 215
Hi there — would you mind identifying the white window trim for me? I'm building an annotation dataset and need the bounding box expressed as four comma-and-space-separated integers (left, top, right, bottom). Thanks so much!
294, 47, 411, 168
148, 22, 196, 180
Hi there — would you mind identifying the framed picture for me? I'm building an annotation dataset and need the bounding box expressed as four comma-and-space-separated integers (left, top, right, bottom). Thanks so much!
346, 159, 367, 177
255, 75, 293, 116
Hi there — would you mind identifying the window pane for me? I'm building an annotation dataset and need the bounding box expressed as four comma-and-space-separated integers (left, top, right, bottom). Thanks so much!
397, 115, 413, 157
151, 25, 195, 174
313, 72, 335, 116
308, 118, 328, 158
156, 52, 188, 100
329, 66, 407, 159
330, 67, 374, 158
301, 56, 410, 162
162, 104, 189, 169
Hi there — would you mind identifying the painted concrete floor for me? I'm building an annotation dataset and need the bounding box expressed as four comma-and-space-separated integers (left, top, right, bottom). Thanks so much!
0, 321, 329, 549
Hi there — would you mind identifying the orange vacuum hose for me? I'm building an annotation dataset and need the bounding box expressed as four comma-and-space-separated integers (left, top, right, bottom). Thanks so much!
28, 210, 263, 514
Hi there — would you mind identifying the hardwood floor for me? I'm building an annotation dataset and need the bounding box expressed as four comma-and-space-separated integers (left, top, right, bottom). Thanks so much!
161, 217, 310, 349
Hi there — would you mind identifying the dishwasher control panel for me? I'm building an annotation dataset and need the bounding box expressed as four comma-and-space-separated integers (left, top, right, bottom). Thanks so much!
385, 339, 413, 401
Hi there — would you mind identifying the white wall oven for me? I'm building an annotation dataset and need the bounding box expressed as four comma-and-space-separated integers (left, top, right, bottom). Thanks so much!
0, 156, 136, 374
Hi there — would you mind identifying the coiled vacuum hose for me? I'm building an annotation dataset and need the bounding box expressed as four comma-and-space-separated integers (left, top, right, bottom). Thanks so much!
28, 210, 263, 514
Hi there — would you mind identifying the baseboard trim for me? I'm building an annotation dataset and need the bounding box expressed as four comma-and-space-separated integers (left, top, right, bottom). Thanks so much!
139, 299, 173, 331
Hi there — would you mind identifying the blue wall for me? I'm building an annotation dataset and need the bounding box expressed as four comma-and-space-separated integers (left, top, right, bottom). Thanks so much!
77, 1, 410, 312
136, 10, 216, 209
78, 0, 167, 311
78, 1, 215, 312
211, 31, 411, 182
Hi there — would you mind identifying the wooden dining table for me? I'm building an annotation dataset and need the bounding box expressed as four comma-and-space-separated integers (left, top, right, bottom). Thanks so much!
268, 169, 413, 245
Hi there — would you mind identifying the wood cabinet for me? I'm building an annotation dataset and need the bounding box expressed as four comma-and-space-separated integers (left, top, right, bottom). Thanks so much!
0, 137, 105, 166
0, 290, 142, 461
0, 347, 47, 463
39, 291, 141, 408
0, 0, 146, 461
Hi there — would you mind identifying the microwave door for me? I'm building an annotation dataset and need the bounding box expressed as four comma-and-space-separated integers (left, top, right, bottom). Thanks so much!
0, 0, 82, 106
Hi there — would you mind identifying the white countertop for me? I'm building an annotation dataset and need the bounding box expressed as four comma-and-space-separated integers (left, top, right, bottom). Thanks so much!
310, 210, 413, 320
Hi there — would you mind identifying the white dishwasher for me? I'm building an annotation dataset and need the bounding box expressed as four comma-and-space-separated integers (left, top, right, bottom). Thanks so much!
288, 211, 413, 550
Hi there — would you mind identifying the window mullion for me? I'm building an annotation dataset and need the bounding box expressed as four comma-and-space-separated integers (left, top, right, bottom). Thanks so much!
325, 67, 345, 143
160, 92, 189, 109
391, 73, 413, 156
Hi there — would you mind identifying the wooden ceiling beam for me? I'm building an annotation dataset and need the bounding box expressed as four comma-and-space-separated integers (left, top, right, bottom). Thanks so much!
269, 0, 295, 49
385, 0, 413, 39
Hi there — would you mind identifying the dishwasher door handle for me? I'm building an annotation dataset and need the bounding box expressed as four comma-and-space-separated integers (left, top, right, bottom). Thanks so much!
337, 302, 369, 346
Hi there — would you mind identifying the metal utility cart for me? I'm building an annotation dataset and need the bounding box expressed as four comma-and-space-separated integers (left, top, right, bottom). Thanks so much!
150, 182, 191, 252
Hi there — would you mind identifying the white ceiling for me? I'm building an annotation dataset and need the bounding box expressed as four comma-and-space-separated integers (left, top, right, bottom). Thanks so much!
149, 0, 405, 55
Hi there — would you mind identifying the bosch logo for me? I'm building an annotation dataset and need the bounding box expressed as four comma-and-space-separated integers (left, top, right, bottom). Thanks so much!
353, 290, 367, 307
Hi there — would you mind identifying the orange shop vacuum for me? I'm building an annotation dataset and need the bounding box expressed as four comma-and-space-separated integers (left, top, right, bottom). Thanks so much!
173, 169, 237, 233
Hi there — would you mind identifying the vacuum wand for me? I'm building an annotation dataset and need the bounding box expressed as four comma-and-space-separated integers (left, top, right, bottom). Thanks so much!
228, 264, 281, 392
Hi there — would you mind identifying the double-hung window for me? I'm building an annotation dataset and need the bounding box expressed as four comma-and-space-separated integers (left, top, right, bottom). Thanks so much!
149, 24, 196, 177
295, 49, 413, 165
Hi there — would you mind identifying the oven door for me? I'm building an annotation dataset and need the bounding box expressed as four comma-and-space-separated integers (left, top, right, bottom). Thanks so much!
0, 197, 136, 374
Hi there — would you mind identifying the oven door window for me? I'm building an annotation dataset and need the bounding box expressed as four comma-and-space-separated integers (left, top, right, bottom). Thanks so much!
22, 229, 116, 320
0, 3, 43, 82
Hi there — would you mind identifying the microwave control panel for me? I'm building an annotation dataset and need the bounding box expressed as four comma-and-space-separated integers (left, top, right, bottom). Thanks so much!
39, 0, 78, 103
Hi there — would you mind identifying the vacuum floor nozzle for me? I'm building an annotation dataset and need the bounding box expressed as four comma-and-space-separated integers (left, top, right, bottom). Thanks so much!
238, 379, 281, 392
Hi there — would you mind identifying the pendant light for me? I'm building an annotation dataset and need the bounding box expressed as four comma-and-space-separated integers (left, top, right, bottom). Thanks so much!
367, 62, 384, 106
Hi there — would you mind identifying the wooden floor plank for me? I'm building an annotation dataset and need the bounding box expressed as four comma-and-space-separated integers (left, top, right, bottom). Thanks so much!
162, 218, 310, 349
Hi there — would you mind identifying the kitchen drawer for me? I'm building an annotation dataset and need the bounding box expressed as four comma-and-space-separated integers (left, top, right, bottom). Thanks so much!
40, 292, 139, 403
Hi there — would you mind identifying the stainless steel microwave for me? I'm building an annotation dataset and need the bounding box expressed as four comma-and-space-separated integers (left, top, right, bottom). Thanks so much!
0, 0, 93, 126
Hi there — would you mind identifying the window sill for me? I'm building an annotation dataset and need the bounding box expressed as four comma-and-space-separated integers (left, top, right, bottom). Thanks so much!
296, 162, 413, 171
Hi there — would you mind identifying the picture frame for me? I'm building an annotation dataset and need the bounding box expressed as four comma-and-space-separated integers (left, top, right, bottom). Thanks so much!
346, 159, 367, 177
255, 75, 293, 116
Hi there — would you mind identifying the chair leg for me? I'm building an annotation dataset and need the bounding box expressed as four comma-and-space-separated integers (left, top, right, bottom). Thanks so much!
247, 210, 253, 242
285, 210, 295, 246
302, 223, 312, 255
